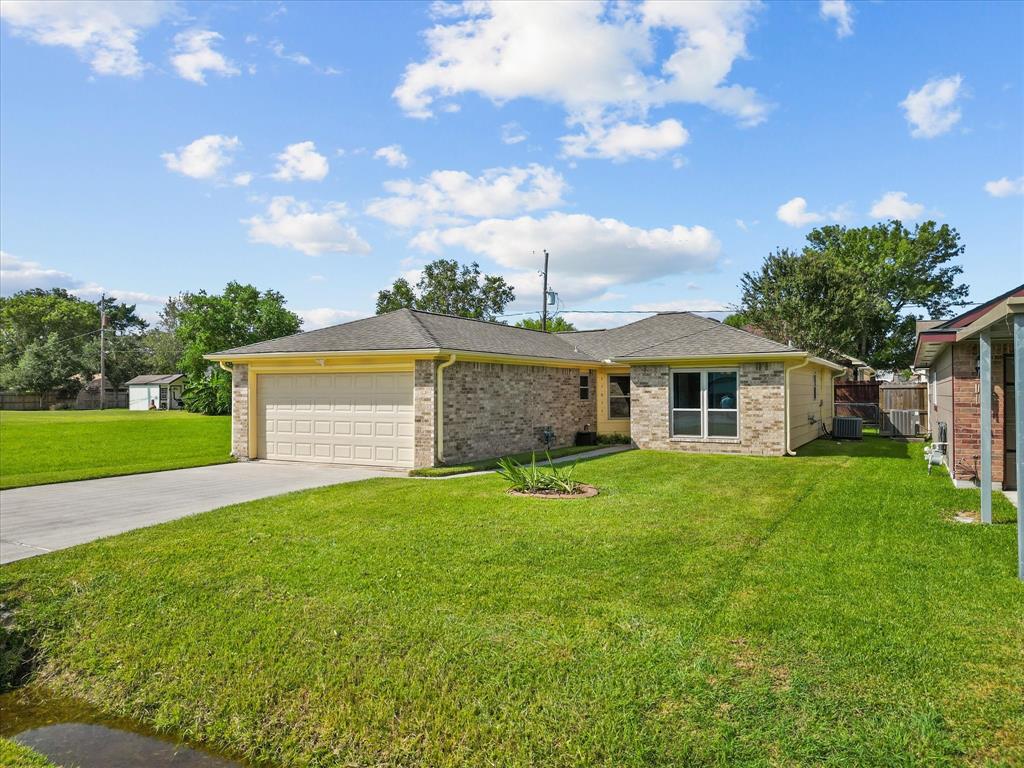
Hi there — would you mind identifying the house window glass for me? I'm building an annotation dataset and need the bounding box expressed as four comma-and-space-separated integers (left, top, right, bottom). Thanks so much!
671, 371, 701, 435
608, 375, 631, 418
579, 374, 590, 400
672, 369, 739, 439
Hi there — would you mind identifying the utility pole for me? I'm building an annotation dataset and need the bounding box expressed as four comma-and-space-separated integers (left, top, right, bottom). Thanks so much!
541, 249, 549, 332
99, 294, 106, 410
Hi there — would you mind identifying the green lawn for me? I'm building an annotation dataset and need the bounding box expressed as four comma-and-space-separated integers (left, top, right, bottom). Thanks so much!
1, 438, 1021, 766
0, 738, 56, 768
409, 444, 606, 476
0, 410, 232, 489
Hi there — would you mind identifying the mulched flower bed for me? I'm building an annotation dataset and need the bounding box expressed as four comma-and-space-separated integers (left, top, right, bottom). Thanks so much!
507, 484, 599, 499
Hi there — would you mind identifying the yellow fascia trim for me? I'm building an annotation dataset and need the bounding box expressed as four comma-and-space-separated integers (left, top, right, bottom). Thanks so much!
433, 350, 595, 369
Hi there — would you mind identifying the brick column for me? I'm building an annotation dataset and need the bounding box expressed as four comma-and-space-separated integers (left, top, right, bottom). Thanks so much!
231, 364, 250, 460
413, 360, 436, 468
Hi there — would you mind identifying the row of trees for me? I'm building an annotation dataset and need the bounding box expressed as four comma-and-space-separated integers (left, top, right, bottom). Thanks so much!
0, 283, 301, 414
0, 221, 969, 413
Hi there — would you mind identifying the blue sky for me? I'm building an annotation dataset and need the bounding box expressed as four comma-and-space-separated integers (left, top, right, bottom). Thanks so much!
1, 0, 1021, 330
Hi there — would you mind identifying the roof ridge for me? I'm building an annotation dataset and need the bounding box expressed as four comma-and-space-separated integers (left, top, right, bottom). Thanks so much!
618, 325, 720, 358
409, 308, 568, 336
402, 308, 442, 347
710, 314, 796, 348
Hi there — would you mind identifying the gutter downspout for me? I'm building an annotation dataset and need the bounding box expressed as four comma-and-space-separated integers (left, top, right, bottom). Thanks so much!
784, 356, 813, 456
830, 368, 845, 428
435, 354, 457, 464
218, 361, 235, 456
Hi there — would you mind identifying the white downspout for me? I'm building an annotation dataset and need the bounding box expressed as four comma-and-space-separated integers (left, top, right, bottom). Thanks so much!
435, 354, 457, 464
218, 361, 235, 456
784, 356, 813, 456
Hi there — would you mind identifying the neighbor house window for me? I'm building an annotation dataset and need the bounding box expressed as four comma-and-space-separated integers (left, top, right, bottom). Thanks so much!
579, 374, 590, 400
671, 369, 739, 439
608, 375, 631, 418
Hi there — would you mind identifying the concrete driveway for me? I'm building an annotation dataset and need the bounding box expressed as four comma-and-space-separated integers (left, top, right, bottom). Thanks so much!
1, 461, 402, 564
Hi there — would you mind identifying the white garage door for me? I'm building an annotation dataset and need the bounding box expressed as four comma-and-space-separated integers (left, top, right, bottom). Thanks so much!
258, 373, 415, 467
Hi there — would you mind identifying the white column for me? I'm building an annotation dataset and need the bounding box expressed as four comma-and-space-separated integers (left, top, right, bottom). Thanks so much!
980, 331, 992, 524
1014, 313, 1024, 580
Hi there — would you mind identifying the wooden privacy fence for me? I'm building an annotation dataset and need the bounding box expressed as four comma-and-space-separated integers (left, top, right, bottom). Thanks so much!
0, 389, 128, 411
833, 381, 929, 435
834, 381, 881, 424
878, 382, 929, 437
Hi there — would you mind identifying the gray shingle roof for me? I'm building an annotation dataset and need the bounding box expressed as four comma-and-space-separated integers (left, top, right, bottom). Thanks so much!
211, 308, 799, 362
125, 374, 185, 386
557, 313, 797, 359
212, 308, 593, 361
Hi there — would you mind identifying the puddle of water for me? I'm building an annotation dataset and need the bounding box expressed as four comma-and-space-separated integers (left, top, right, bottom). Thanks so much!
0, 689, 248, 768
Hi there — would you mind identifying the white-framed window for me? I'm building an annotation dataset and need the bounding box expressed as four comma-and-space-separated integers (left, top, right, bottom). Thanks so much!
608, 374, 631, 418
929, 367, 937, 407
812, 372, 818, 401
670, 369, 739, 439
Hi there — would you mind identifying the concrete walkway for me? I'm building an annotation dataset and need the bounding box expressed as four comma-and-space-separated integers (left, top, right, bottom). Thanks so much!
1, 461, 401, 564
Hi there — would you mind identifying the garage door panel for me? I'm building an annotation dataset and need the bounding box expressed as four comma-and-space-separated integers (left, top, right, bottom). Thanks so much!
259, 373, 413, 467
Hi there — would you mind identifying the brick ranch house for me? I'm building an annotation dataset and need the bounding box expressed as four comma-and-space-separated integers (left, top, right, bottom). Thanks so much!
206, 309, 843, 470
916, 284, 1024, 497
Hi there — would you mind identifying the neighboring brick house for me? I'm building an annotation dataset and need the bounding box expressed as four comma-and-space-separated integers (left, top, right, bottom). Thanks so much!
206, 309, 843, 469
916, 284, 1024, 493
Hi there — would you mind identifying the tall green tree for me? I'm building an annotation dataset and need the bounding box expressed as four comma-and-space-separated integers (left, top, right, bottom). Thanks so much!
174, 282, 302, 414
722, 312, 751, 330
0, 333, 85, 398
738, 221, 968, 369
0, 288, 147, 390
376, 259, 515, 321
514, 316, 576, 332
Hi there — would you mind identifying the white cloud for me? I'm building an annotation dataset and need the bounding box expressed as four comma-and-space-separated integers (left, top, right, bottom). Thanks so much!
374, 144, 409, 168
394, 1, 769, 137
869, 191, 925, 220
170, 28, 239, 85
984, 176, 1024, 198
501, 122, 528, 145
232, 172, 253, 187
161, 134, 240, 180
0, 0, 174, 77
71, 283, 164, 304
561, 118, 689, 161
776, 197, 822, 227
775, 198, 846, 227
410, 211, 720, 303
297, 307, 364, 329
244, 196, 369, 256
268, 39, 341, 75
271, 141, 329, 182
366, 164, 567, 228
900, 74, 964, 139
0, 252, 162, 304
819, 0, 853, 38
0, 251, 77, 293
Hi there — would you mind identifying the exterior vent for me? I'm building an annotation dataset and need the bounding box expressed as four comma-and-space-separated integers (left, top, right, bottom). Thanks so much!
833, 416, 863, 440
881, 409, 922, 438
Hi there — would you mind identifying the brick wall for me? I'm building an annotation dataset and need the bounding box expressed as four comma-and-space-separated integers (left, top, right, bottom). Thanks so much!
231, 364, 249, 459
438, 361, 597, 465
951, 340, 1007, 485
630, 362, 786, 456
413, 360, 436, 469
